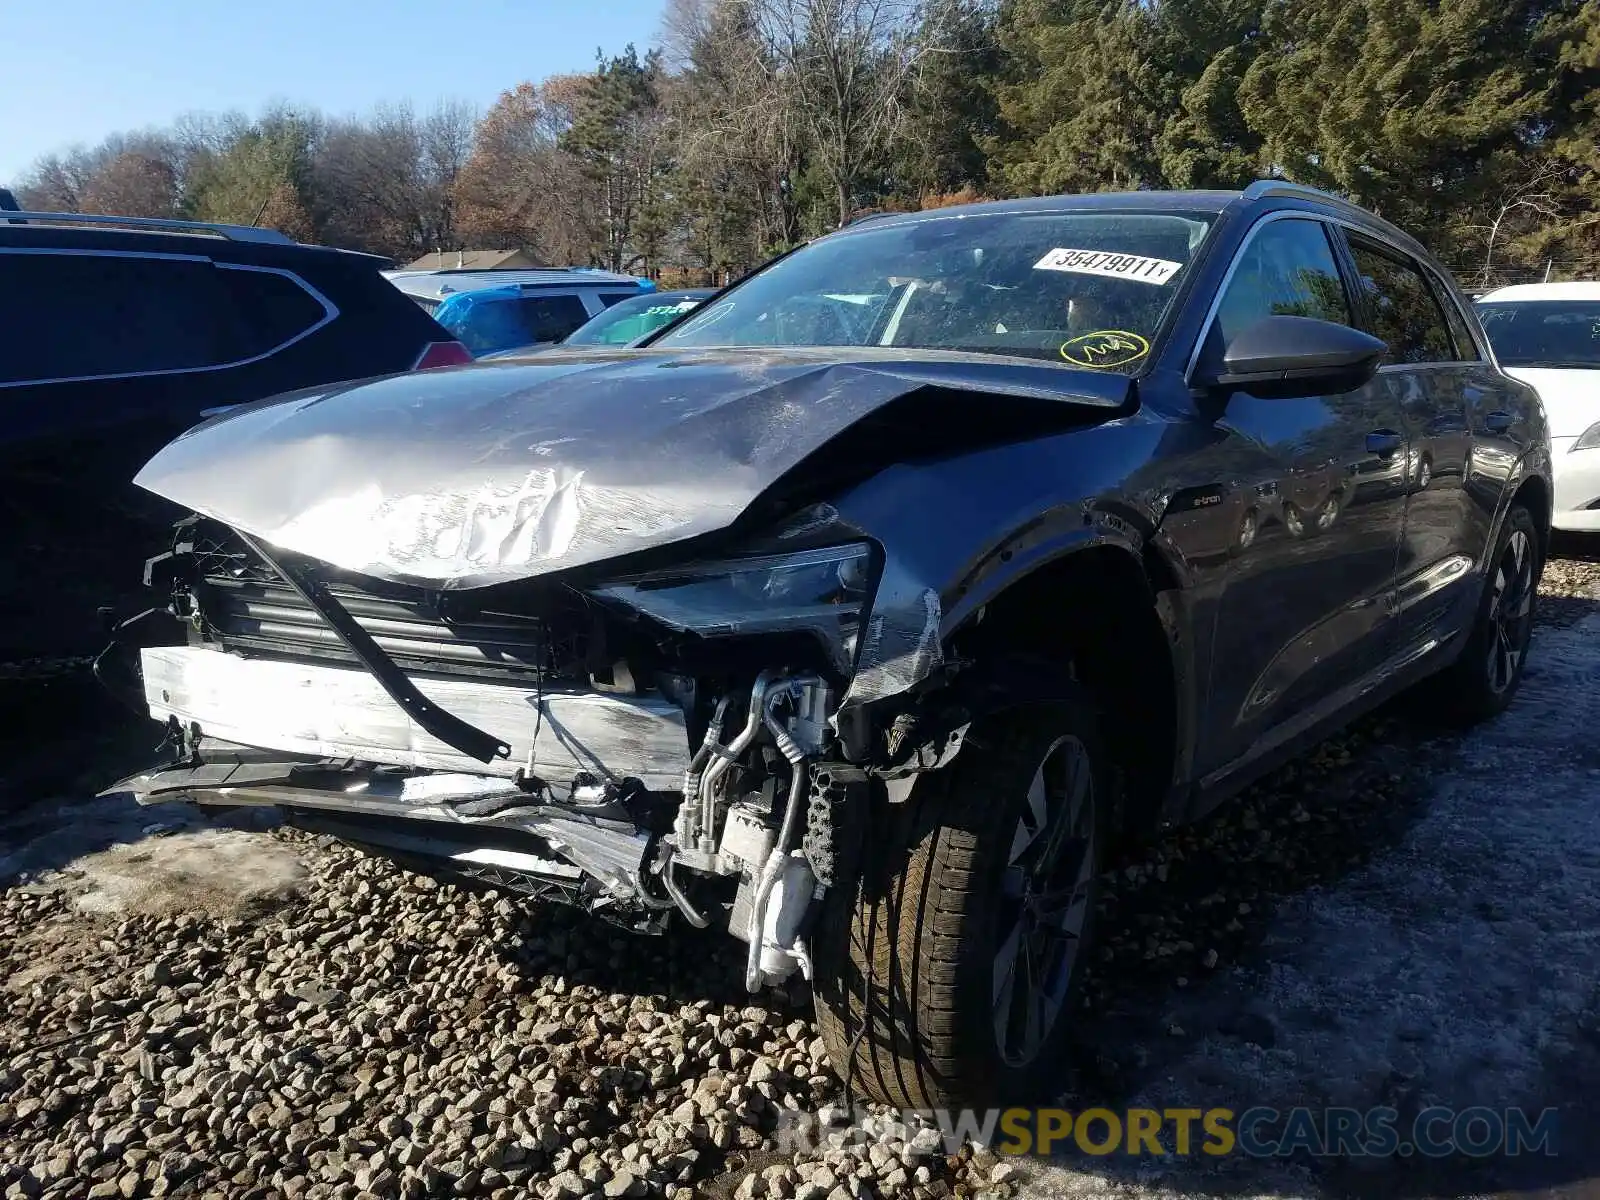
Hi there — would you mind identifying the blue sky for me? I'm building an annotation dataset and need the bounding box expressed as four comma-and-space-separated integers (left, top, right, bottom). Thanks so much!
1, 0, 669, 185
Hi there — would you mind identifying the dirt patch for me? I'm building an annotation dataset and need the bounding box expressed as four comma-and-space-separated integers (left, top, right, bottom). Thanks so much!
67, 827, 308, 919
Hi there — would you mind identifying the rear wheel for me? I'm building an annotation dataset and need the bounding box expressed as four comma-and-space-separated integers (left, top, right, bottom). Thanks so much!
813, 696, 1109, 1108
1430, 502, 1541, 723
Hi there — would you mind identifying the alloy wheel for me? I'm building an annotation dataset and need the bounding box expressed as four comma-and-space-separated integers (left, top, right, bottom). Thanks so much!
992, 735, 1097, 1067
1486, 527, 1535, 695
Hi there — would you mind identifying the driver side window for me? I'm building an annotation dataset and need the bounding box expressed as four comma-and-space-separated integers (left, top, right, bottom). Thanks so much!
1211, 218, 1353, 352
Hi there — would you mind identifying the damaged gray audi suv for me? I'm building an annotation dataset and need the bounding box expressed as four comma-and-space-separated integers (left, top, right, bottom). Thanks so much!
101, 181, 1550, 1108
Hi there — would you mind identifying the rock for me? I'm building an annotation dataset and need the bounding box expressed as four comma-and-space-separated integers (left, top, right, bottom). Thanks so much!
990, 1162, 1021, 1184
315, 1099, 352, 1122
151, 1003, 185, 1026
396, 1144, 427, 1168
355, 1166, 398, 1195
602, 1173, 644, 1198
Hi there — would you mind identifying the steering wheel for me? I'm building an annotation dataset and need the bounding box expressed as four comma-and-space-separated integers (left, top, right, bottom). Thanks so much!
774, 295, 858, 345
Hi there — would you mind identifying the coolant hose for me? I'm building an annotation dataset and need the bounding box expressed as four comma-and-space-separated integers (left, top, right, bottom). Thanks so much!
745, 761, 808, 991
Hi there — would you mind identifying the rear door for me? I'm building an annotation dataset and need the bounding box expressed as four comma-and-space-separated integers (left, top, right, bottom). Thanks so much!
1186, 215, 1411, 778
1338, 234, 1500, 657
0, 248, 249, 658
0, 240, 441, 660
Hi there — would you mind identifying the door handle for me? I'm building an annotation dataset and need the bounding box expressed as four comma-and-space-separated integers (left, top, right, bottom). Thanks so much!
1366, 429, 1403, 457
1484, 410, 1515, 433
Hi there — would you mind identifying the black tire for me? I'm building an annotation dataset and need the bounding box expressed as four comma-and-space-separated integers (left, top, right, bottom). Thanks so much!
1431, 502, 1541, 724
812, 695, 1110, 1109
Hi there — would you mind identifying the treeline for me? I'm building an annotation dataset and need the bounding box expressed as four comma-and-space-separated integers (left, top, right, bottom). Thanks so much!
13, 0, 1600, 286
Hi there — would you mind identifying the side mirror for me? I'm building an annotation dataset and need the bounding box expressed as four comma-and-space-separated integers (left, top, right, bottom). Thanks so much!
1206, 315, 1386, 398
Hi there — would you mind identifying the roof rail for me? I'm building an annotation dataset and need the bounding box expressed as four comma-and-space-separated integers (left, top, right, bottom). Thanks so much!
0, 210, 295, 244
1242, 179, 1364, 208
843, 210, 898, 228
1242, 179, 1427, 254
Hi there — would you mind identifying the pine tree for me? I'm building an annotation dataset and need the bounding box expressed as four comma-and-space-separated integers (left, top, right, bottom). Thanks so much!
560, 46, 670, 271
893, 0, 1003, 198
1147, 0, 1267, 188
1237, 0, 1551, 232
990, 0, 1164, 196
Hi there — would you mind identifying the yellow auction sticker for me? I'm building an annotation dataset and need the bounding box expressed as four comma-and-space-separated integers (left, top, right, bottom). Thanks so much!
1060, 330, 1151, 369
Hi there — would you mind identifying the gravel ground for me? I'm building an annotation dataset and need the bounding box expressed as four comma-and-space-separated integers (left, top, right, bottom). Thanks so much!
2, 553, 1599, 1200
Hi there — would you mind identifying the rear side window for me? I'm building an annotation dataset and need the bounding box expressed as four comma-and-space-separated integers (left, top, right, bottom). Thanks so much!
598, 291, 642, 308
0, 251, 232, 384
1434, 285, 1483, 362
1347, 240, 1457, 364
512, 294, 590, 344
437, 291, 592, 354
215, 266, 328, 359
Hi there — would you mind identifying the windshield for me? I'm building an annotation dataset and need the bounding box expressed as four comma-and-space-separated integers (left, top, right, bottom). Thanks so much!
1478, 300, 1600, 368
653, 210, 1212, 370
566, 291, 709, 346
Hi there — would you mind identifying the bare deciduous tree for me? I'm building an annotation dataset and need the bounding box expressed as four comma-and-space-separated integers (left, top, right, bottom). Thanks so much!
311, 101, 476, 258
80, 152, 180, 217
755, 0, 932, 227
1472, 157, 1568, 287
454, 81, 597, 264
669, 0, 805, 261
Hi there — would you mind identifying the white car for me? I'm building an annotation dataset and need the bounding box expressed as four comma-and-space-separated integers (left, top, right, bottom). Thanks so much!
1478, 282, 1600, 531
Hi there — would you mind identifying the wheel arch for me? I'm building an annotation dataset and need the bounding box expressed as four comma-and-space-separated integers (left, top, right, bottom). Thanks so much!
1510, 472, 1552, 557
941, 535, 1187, 842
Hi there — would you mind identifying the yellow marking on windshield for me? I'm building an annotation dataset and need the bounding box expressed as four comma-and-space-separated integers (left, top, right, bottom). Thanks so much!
1060, 330, 1150, 369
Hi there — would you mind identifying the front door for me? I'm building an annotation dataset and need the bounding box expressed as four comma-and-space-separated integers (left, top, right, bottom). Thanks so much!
1184, 216, 1411, 779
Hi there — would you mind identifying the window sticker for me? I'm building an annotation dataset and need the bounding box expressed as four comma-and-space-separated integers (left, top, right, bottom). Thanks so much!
1033, 248, 1183, 286
1059, 330, 1151, 369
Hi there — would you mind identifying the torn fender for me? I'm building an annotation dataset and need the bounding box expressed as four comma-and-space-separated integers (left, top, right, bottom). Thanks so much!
133, 348, 1131, 590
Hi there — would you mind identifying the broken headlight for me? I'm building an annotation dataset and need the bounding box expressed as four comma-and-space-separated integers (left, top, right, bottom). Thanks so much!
592, 543, 875, 648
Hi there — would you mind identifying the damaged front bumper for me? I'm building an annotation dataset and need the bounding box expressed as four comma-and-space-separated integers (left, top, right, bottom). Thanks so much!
104, 518, 890, 986
139, 644, 691, 791
115, 658, 862, 984
117, 741, 665, 923
97, 459, 969, 990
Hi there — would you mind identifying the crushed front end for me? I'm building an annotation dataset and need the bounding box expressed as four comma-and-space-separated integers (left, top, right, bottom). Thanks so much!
102, 515, 913, 991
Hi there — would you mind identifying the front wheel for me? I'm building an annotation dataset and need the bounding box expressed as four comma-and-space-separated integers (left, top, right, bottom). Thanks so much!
813, 697, 1109, 1108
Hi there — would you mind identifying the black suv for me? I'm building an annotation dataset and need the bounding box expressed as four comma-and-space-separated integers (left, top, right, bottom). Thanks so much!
0, 211, 470, 667
108, 182, 1550, 1108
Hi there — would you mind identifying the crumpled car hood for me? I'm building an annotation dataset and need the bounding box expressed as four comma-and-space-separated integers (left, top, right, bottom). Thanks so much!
134, 347, 1129, 588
